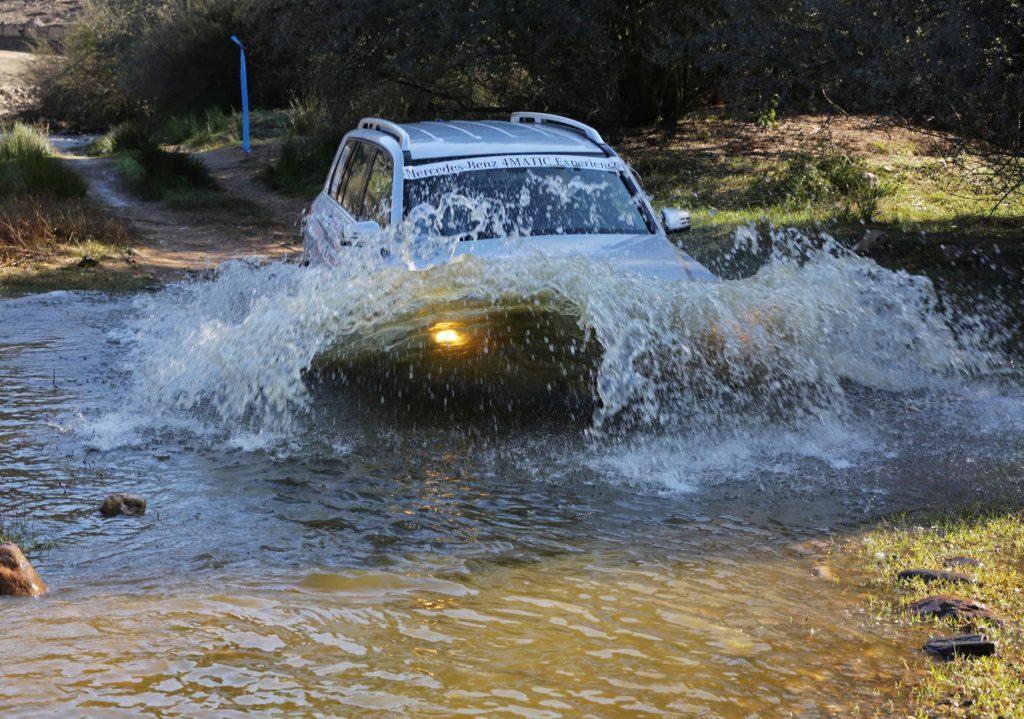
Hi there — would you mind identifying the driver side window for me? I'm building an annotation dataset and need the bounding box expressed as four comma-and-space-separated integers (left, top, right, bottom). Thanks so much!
331, 141, 393, 225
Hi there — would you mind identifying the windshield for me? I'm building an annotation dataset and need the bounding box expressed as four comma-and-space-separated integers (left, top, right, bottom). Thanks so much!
403, 166, 652, 241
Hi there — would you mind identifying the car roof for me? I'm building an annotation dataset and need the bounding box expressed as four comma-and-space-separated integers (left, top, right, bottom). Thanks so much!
398, 120, 604, 161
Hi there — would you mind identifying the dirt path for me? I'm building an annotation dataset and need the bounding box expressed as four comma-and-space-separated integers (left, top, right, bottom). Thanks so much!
60, 143, 306, 280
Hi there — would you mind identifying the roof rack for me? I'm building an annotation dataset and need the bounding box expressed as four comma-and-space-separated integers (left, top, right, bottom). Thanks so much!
358, 117, 411, 151
510, 112, 605, 146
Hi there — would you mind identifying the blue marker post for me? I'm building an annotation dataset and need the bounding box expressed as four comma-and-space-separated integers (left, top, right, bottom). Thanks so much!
230, 35, 250, 154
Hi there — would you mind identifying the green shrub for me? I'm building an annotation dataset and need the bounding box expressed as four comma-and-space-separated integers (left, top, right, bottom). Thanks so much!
752, 147, 885, 220
265, 133, 339, 195
161, 108, 240, 148
116, 144, 216, 201
0, 124, 87, 199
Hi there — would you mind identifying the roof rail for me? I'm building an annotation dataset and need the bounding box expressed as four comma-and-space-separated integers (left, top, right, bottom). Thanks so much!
510, 112, 605, 145
358, 117, 411, 151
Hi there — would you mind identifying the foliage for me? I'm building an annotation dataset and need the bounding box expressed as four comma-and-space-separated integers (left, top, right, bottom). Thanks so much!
753, 148, 886, 220
89, 119, 218, 202
161, 108, 240, 148
0, 197, 134, 263
264, 133, 338, 195
0, 124, 87, 199
33, 0, 1023, 200
754, 94, 780, 129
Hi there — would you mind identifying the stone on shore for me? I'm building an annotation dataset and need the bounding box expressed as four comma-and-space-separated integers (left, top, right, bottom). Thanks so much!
99, 493, 147, 517
897, 568, 975, 585
923, 634, 995, 660
0, 542, 47, 597
907, 595, 1003, 627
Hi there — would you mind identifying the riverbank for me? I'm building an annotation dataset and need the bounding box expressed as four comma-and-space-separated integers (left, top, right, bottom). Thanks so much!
4, 108, 1021, 292
843, 507, 1024, 718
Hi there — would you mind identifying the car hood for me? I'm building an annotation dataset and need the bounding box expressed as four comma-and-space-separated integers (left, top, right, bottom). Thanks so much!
449, 233, 717, 282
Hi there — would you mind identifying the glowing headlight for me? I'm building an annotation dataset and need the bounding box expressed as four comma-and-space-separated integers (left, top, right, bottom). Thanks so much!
431, 323, 466, 347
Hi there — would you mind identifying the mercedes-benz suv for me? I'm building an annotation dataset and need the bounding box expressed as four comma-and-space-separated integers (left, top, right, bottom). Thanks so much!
302, 112, 715, 282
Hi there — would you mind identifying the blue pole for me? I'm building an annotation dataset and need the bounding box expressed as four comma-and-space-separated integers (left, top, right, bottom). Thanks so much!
230, 35, 250, 154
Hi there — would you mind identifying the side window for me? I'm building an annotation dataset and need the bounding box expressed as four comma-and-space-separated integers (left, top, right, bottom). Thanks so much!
336, 142, 373, 214
362, 152, 393, 226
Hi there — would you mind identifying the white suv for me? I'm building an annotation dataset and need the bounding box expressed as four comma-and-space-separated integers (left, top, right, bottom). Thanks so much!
302, 112, 715, 282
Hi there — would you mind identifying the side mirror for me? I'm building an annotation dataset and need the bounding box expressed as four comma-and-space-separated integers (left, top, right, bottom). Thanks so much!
661, 208, 691, 234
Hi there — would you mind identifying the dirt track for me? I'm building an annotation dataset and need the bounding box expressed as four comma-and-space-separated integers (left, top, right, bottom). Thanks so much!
61, 143, 307, 280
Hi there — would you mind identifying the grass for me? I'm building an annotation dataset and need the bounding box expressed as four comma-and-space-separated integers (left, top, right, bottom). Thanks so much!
0, 124, 87, 199
88, 120, 222, 207
0, 197, 152, 294
0, 124, 151, 293
618, 114, 1024, 275
852, 507, 1024, 718
0, 516, 50, 555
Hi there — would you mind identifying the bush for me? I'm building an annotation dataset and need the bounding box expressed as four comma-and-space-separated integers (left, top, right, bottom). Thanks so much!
753, 148, 886, 221
88, 119, 218, 201
33, 0, 249, 130
264, 133, 339, 195
0, 197, 133, 261
117, 145, 217, 201
161, 108, 240, 148
0, 124, 87, 199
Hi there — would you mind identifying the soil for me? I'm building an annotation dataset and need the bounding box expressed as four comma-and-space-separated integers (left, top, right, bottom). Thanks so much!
0, 48, 36, 117
60, 142, 306, 281
0, 0, 82, 27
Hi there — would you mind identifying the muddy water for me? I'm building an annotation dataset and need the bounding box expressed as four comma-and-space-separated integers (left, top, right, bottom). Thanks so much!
2, 247, 1023, 717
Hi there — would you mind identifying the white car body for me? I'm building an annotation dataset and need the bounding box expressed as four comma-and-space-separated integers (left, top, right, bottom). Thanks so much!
302, 112, 716, 283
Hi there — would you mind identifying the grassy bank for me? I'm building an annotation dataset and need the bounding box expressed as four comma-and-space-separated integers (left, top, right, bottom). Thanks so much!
851, 508, 1024, 718
618, 114, 1024, 276
0, 124, 150, 293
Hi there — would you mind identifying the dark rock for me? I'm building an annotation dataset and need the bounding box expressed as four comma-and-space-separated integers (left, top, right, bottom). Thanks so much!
907, 595, 1003, 627
0, 542, 47, 597
897, 568, 975, 585
923, 634, 995, 660
99, 493, 147, 517
944, 556, 983, 569
77, 255, 99, 268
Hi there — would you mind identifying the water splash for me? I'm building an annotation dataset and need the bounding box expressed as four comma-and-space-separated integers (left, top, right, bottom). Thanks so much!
97, 223, 1017, 457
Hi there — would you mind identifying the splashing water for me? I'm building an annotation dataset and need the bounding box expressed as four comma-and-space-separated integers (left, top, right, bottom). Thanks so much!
98, 224, 1016, 465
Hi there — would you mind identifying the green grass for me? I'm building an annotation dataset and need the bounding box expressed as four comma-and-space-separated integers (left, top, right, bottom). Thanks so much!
621, 124, 1024, 278
0, 123, 88, 199
855, 507, 1024, 718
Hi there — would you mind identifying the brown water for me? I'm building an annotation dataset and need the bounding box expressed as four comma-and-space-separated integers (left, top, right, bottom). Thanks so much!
2, 261, 1022, 718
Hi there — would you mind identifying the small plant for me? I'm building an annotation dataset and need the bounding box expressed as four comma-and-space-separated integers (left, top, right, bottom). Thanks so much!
754, 94, 780, 129
752, 146, 885, 221
287, 93, 332, 136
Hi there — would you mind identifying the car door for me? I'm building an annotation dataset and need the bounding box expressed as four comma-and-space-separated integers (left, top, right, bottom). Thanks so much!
324, 141, 393, 244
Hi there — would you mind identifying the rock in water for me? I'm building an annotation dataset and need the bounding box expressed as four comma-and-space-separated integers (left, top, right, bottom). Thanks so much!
897, 568, 975, 585
907, 595, 1003, 627
0, 542, 48, 597
923, 634, 995, 660
99, 493, 147, 517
